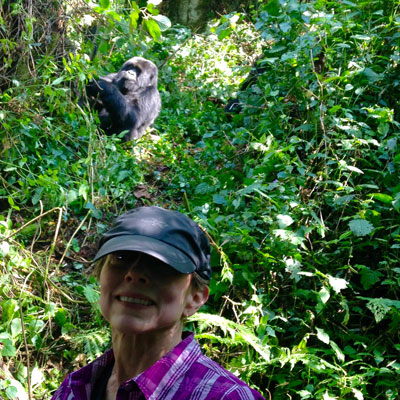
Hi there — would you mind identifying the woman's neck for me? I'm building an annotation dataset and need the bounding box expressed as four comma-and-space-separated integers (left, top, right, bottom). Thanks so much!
110, 324, 183, 386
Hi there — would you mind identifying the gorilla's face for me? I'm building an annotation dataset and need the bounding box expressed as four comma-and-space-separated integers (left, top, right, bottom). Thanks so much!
115, 57, 158, 94
115, 67, 139, 94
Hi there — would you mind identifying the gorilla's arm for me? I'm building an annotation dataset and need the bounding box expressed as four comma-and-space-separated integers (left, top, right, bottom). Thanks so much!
96, 78, 138, 133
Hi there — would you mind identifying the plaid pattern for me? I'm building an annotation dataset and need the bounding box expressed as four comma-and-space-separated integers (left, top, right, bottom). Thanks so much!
51, 332, 264, 400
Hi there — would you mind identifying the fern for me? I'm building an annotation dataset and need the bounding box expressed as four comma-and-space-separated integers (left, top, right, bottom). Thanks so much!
70, 328, 111, 362
188, 312, 271, 361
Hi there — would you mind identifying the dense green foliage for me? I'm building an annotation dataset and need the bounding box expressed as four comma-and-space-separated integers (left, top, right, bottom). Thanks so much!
1, 0, 400, 399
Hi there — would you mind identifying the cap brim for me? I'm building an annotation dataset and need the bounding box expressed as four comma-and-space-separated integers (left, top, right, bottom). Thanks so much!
92, 235, 196, 274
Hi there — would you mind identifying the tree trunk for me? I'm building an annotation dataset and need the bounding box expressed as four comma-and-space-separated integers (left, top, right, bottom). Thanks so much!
160, 0, 256, 30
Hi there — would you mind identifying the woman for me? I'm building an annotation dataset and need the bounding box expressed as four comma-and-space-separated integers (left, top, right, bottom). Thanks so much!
52, 206, 264, 400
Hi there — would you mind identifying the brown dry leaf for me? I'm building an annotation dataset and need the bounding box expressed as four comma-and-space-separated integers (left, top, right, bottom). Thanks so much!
134, 185, 152, 200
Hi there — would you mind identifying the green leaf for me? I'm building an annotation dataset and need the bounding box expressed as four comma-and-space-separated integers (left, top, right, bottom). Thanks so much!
189, 313, 271, 361
330, 340, 345, 362
32, 187, 44, 205
85, 202, 102, 219
0, 333, 17, 357
67, 189, 78, 203
152, 15, 171, 31
316, 327, 330, 344
195, 182, 210, 195
360, 267, 382, 290
79, 184, 88, 201
84, 286, 100, 304
213, 194, 227, 205
131, 0, 140, 13
54, 309, 67, 327
264, 0, 280, 16
217, 27, 232, 40
348, 219, 374, 237
359, 297, 400, 323
393, 192, 400, 211
99, 0, 110, 9
11, 318, 22, 337
52, 77, 64, 86
5, 379, 29, 399
361, 67, 383, 83
146, 3, 158, 15
129, 10, 140, 31
366, 298, 391, 323
117, 170, 130, 182
319, 287, 330, 304
143, 18, 162, 42
2, 299, 18, 323
371, 193, 393, 204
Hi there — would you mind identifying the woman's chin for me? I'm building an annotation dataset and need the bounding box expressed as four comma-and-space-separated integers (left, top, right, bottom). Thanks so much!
109, 316, 153, 335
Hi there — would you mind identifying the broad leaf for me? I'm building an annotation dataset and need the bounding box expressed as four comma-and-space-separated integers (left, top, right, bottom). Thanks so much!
143, 18, 162, 42
316, 327, 330, 344
152, 15, 172, 31
348, 219, 374, 237
328, 275, 348, 293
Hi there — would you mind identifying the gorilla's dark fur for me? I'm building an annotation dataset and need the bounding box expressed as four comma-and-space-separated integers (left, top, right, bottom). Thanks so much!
84, 57, 161, 141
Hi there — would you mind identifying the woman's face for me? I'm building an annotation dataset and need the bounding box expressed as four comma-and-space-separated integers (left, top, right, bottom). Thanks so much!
98, 251, 208, 336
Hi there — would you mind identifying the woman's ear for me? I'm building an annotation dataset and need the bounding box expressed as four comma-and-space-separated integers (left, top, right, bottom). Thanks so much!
183, 285, 209, 318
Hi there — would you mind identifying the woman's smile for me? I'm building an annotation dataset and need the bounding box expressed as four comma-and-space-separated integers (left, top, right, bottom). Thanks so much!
117, 294, 156, 307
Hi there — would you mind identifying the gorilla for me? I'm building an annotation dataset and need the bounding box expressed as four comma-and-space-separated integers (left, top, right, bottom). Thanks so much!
84, 57, 161, 141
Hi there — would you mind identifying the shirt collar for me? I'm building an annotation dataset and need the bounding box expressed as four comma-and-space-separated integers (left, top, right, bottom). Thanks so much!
134, 331, 201, 400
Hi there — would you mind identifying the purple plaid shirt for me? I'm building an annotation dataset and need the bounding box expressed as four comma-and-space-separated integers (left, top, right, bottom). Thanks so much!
51, 332, 265, 400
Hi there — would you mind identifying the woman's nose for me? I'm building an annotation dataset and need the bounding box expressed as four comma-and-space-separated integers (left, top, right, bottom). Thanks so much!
124, 262, 149, 284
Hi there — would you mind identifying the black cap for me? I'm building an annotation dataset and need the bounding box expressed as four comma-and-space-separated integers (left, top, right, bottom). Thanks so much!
93, 206, 212, 280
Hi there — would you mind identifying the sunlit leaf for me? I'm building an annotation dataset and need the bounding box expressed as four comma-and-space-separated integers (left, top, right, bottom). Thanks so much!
152, 14, 172, 31
323, 391, 337, 400
143, 18, 162, 42
0, 241, 10, 256
284, 257, 302, 282
316, 327, 330, 344
346, 165, 363, 174
99, 0, 110, 9
371, 193, 393, 204
328, 275, 348, 294
319, 287, 330, 304
277, 214, 294, 228
2, 299, 18, 323
129, 11, 139, 31
352, 388, 364, 400
330, 340, 345, 362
